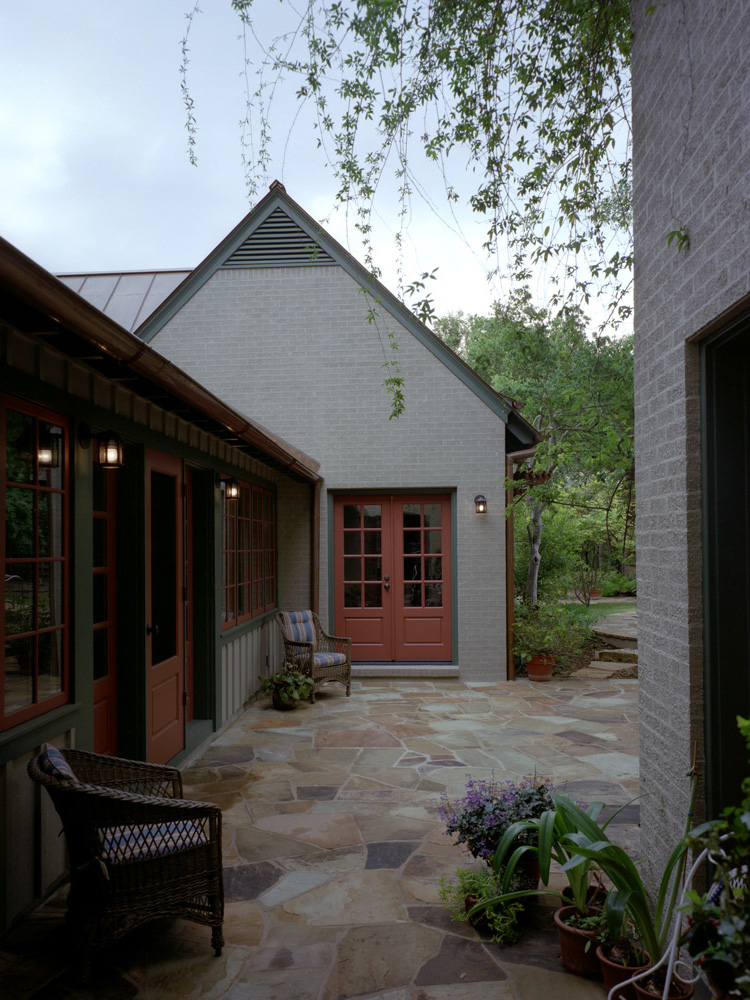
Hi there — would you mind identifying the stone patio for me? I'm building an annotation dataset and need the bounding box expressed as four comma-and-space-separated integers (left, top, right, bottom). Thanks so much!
2, 675, 641, 1000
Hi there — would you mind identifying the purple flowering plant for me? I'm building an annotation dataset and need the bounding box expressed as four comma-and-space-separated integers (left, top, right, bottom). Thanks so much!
439, 774, 555, 863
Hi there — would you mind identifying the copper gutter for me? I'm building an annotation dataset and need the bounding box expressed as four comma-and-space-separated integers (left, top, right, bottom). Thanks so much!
0, 236, 321, 483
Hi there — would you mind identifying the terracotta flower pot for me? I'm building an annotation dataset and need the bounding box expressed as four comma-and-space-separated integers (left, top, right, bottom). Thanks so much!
596, 944, 651, 1000
553, 905, 602, 979
525, 654, 555, 682
632, 970, 695, 999
271, 693, 297, 710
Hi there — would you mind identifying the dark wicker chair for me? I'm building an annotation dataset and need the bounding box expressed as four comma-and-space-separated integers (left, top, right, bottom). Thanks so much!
275, 610, 352, 703
28, 745, 224, 976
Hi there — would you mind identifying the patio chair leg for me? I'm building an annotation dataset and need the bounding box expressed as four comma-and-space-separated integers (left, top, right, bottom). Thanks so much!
211, 924, 224, 957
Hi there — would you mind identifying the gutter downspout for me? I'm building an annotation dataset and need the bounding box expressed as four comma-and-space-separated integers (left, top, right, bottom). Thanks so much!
311, 481, 321, 614
505, 443, 541, 679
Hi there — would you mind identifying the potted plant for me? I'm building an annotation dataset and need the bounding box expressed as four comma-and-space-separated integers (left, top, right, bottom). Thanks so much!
552, 780, 714, 998
261, 668, 314, 710
438, 774, 555, 875
487, 791, 628, 978
438, 867, 525, 945
680, 716, 750, 999
513, 602, 590, 681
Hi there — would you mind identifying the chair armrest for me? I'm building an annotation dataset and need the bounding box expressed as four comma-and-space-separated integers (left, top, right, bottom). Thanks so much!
318, 634, 351, 654
63, 748, 183, 797
72, 785, 222, 829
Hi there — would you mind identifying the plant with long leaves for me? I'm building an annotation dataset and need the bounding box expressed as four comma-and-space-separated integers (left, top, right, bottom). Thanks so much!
554, 778, 714, 963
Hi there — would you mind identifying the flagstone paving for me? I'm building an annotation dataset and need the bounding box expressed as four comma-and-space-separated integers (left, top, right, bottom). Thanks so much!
3, 677, 642, 1000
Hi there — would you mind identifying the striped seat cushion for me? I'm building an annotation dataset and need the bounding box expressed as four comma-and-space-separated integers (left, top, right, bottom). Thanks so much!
38, 744, 80, 784
97, 820, 208, 864
313, 653, 348, 668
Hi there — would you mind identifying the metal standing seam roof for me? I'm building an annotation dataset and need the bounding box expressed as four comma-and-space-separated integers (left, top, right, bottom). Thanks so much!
57, 270, 190, 334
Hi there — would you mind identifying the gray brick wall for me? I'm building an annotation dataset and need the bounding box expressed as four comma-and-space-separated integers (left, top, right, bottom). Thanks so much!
632, 0, 750, 874
151, 265, 509, 678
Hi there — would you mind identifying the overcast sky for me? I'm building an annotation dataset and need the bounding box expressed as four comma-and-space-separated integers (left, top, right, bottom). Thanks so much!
0, 1, 524, 318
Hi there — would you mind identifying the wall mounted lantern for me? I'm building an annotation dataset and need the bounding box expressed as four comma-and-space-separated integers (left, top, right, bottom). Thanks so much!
474, 494, 487, 514
96, 432, 125, 469
224, 477, 240, 500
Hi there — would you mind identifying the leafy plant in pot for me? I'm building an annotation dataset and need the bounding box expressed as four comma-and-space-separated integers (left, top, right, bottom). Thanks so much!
438, 774, 555, 875
484, 791, 629, 978
680, 715, 750, 999
261, 668, 314, 710
438, 867, 525, 945
513, 602, 590, 682
553, 780, 714, 998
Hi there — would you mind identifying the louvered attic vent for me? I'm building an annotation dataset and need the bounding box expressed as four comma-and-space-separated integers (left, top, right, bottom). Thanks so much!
221, 207, 335, 268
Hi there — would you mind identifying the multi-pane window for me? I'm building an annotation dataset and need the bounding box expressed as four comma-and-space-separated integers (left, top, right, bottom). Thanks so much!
1, 398, 69, 729
221, 481, 276, 627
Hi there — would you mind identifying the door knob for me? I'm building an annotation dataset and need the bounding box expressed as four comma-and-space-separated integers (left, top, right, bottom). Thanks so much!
146, 624, 160, 636
384, 583, 390, 590
384, 575, 390, 581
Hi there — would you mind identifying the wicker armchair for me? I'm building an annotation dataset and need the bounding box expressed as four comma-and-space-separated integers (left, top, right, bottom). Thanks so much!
28, 745, 224, 975
275, 610, 352, 703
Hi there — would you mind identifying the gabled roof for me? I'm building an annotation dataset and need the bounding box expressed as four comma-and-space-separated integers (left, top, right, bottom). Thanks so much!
63, 182, 539, 447
1, 236, 321, 483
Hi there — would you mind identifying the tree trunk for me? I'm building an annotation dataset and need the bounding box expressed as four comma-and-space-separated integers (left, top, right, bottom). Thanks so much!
525, 499, 546, 604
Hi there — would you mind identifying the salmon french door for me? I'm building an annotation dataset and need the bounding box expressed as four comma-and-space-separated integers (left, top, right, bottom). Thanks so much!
333, 494, 452, 661
145, 450, 186, 764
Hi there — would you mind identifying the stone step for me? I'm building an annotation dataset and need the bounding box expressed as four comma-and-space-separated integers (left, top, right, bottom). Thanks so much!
575, 660, 638, 679
593, 649, 638, 664
351, 663, 460, 678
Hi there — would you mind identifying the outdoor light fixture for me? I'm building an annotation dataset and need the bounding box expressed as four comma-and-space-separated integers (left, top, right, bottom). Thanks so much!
96, 432, 124, 469
474, 494, 487, 514
224, 477, 240, 500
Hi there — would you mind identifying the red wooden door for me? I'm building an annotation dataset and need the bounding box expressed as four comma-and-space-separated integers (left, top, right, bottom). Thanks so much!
145, 450, 184, 764
334, 495, 452, 661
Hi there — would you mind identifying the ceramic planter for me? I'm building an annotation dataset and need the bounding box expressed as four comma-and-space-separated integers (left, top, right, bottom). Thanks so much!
525, 654, 555, 682
596, 944, 651, 1000
553, 905, 602, 978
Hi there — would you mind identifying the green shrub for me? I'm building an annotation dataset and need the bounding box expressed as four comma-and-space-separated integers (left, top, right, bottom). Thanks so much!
600, 572, 637, 597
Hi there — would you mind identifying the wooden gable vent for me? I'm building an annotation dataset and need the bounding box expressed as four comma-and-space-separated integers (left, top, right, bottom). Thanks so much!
222, 207, 335, 269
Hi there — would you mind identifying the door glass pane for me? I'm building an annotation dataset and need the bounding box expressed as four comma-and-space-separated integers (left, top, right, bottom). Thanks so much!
344, 532, 361, 555
363, 505, 381, 528
402, 503, 421, 527
404, 583, 422, 607
39, 562, 64, 629
4, 565, 34, 635
364, 584, 381, 608
39, 493, 64, 558
38, 631, 63, 699
5, 488, 33, 557
343, 504, 361, 529
93, 628, 109, 680
344, 583, 361, 607
424, 530, 442, 553
423, 504, 442, 527
363, 531, 381, 554
344, 558, 360, 582
4, 637, 34, 713
425, 556, 442, 580
93, 574, 108, 625
425, 584, 443, 607
5, 410, 34, 484
363, 557, 381, 581
93, 519, 107, 568
404, 556, 421, 581
150, 471, 177, 663
403, 530, 421, 554
92, 463, 107, 513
